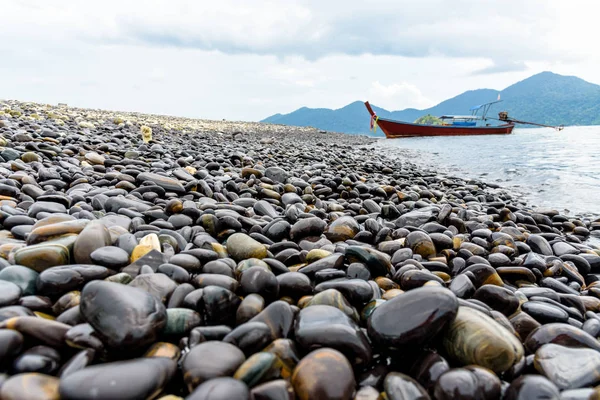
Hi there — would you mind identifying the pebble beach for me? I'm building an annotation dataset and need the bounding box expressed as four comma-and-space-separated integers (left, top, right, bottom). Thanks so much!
1, 99, 600, 399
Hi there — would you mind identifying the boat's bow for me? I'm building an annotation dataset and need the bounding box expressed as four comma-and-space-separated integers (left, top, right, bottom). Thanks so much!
365, 101, 380, 133
364, 101, 376, 117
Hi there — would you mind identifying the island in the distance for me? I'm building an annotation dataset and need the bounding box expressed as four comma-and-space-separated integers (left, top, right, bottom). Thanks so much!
262, 71, 600, 135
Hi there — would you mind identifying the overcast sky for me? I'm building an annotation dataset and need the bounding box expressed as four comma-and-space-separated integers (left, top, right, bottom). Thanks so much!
1, 1, 598, 121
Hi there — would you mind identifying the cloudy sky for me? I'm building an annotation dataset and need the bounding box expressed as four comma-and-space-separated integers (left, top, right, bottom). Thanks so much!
2, 1, 598, 121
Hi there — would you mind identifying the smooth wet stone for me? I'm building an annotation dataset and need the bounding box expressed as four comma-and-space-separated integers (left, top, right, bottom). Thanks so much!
187, 326, 232, 347
509, 311, 541, 341
522, 301, 569, 324
131, 233, 161, 262
234, 352, 290, 387
295, 305, 371, 366
583, 317, 600, 338
0, 303, 37, 320
314, 279, 373, 306
104, 272, 133, 285
433, 367, 501, 400
305, 289, 359, 322
297, 253, 344, 277
262, 339, 301, 372
368, 286, 458, 348
227, 233, 268, 262
250, 379, 295, 400
253, 200, 278, 219
324, 216, 360, 242
13, 243, 70, 272
12, 345, 61, 375
0, 317, 70, 347
187, 377, 250, 400
462, 263, 503, 287
345, 246, 391, 278
158, 263, 190, 283
52, 291, 80, 316
163, 308, 201, 336
73, 220, 111, 264
170, 254, 201, 273
242, 167, 264, 178
105, 196, 151, 213
28, 202, 67, 218
289, 217, 326, 241
400, 269, 444, 290
56, 305, 83, 326
0, 280, 21, 307
0, 265, 39, 296
26, 219, 88, 245
395, 209, 433, 228
503, 375, 560, 400
84, 152, 105, 165
409, 350, 450, 394
144, 341, 180, 361
137, 172, 185, 194
198, 285, 241, 326
240, 266, 279, 302
552, 241, 578, 256
89, 246, 130, 269
384, 372, 430, 400
249, 301, 294, 339
526, 234, 553, 256
1, 148, 20, 161
291, 348, 355, 400
64, 323, 104, 352
58, 349, 95, 378
182, 341, 246, 391
534, 343, 600, 389
524, 322, 600, 353
265, 166, 288, 183
449, 274, 476, 299
37, 265, 112, 296
122, 249, 168, 277
129, 273, 177, 302
230, 258, 271, 279
473, 284, 519, 316
0, 329, 23, 365
80, 280, 167, 349
405, 231, 436, 259
224, 321, 274, 356
443, 306, 524, 373
236, 294, 265, 325
276, 272, 312, 301
59, 357, 176, 400
0, 373, 60, 400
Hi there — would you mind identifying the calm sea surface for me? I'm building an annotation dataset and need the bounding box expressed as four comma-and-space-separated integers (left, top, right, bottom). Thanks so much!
378, 126, 600, 218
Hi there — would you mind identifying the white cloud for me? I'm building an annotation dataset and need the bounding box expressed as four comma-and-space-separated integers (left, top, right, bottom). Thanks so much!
369, 81, 435, 110
0, 0, 599, 120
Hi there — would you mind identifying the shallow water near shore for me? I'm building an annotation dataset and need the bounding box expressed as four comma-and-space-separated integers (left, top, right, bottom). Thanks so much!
379, 125, 600, 218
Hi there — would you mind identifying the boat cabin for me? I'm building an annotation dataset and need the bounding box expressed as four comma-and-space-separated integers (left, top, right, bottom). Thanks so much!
439, 100, 504, 127
439, 115, 478, 127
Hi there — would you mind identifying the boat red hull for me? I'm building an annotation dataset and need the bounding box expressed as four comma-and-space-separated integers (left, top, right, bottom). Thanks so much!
376, 118, 514, 138
365, 101, 514, 138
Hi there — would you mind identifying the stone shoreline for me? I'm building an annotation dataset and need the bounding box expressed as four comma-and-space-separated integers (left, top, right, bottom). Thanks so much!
1, 99, 600, 399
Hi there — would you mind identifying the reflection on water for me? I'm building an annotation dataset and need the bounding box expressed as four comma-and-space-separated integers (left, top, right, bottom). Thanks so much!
378, 126, 600, 217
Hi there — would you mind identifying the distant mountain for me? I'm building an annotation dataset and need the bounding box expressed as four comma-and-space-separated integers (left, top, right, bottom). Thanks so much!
261, 72, 600, 135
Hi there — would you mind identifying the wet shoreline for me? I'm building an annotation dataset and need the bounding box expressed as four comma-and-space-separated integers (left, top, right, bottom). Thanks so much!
1, 100, 600, 399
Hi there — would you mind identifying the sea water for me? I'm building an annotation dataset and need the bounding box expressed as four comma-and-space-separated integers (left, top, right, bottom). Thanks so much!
378, 126, 600, 218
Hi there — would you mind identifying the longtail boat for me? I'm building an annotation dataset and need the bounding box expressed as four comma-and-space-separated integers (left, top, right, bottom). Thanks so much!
365, 100, 515, 138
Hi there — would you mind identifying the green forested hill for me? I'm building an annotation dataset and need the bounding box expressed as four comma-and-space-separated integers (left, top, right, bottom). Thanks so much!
261, 72, 600, 135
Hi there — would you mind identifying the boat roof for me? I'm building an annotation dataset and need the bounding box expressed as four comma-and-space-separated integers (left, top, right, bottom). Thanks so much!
470, 99, 503, 111
440, 115, 479, 120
